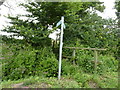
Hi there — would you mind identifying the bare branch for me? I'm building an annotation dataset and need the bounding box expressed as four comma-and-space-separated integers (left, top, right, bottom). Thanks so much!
0, 0, 5, 6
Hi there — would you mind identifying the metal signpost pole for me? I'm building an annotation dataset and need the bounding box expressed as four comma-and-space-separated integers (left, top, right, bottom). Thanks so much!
58, 16, 64, 80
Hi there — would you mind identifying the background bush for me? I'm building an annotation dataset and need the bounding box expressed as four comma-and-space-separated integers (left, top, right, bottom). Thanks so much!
2, 43, 118, 81
2, 44, 58, 80
62, 47, 118, 75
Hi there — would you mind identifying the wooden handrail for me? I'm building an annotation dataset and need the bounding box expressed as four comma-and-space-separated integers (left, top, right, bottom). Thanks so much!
63, 47, 106, 51
63, 46, 107, 74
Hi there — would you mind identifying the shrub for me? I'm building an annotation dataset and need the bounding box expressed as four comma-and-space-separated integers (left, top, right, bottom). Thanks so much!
2, 45, 58, 80
62, 46, 118, 74
73, 72, 92, 87
98, 55, 118, 72
76, 50, 94, 73
62, 59, 81, 76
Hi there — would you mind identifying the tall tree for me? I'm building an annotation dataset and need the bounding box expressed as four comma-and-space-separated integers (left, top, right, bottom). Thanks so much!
115, 1, 120, 27
2, 2, 105, 48
115, 1, 120, 59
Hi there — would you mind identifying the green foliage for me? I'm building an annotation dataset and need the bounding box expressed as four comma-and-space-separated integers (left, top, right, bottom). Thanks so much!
115, 1, 120, 60
62, 60, 81, 76
75, 51, 95, 74
2, 76, 81, 88
115, 1, 120, 17
92, 72, 118, 88
64, 13, 117, 50
2, 72, 118, 88
1, 2, 118, 88
99, 55, 118, 72
2, 20, 51, 47
73, 73, 92, 87
76, 52, 118, 74
62, 46, 118, 74
2, 44, 58, 80
2, 2, 105, 48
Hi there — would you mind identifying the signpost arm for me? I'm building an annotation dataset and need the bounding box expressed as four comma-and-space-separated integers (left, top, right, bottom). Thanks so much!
58, 16, 64, 80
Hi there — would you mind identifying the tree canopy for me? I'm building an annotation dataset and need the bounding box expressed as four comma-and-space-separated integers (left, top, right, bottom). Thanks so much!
2, 2, 118, 55
2, 2, 105, 46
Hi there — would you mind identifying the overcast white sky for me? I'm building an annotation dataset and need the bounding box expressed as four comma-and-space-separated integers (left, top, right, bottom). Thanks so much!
0, 0, 117, 32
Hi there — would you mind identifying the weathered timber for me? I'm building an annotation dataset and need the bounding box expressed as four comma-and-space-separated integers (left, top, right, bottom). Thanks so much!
63, 47, 106, 51
94, 50, 98, 74
63, 46, 106, 74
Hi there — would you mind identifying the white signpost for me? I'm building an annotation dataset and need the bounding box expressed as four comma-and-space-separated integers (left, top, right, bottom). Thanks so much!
56, 16, 65, 80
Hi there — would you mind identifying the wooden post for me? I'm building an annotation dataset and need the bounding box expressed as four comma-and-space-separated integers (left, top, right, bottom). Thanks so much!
72, 49, 76, 65
63, 47, 106, 74
94, 50, 98, 74
72, 49, 76, 57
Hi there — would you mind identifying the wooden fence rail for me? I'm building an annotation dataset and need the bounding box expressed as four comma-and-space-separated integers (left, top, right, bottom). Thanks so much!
63, 47, 107, 74
63, 47, 106, 50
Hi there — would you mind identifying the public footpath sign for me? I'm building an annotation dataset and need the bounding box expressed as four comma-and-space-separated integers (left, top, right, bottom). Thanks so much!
56, 16, 65, 80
